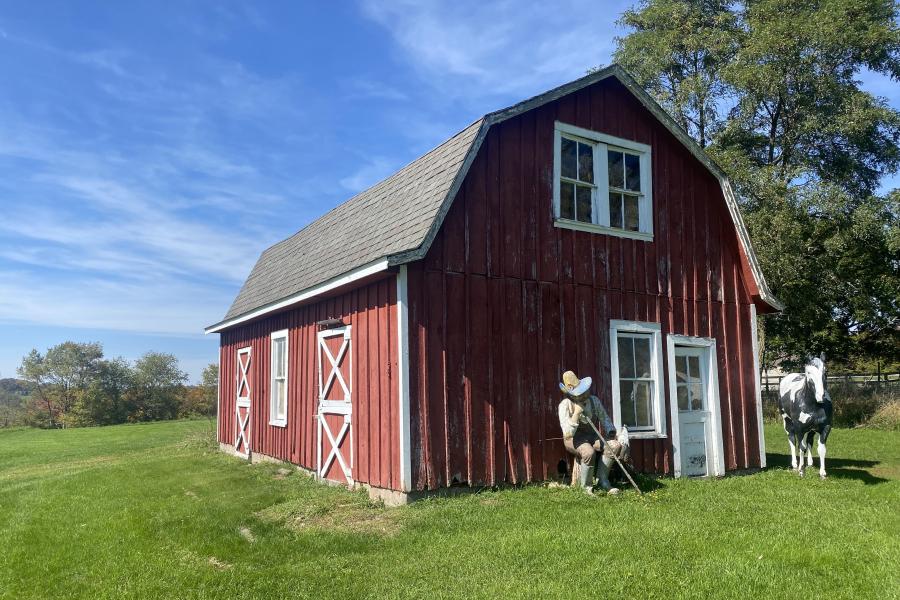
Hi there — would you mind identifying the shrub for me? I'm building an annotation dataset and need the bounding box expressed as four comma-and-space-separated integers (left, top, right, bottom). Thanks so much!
830, 392, 882, 428
866, 400, 900, 431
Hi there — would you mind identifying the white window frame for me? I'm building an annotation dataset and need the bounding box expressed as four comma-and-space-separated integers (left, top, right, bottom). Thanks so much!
553, 121, 653, 241
609, 320, 666, 439
269, 329, 289, 427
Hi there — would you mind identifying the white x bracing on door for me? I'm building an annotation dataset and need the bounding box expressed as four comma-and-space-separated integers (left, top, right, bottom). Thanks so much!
316, 326, 353, 485
234, 347, 252, 458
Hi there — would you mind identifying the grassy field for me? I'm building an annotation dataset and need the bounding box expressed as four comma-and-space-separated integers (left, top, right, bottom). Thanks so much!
0, 420, 897, 599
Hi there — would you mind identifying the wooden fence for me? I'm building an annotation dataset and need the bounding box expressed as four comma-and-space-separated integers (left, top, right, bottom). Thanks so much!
759, 372, 899, 424
760, 372, 900, 397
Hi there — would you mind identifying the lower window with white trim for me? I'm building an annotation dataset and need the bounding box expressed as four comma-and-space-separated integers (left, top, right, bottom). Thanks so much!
270, 329, 288, 426
609, 320, 666, 438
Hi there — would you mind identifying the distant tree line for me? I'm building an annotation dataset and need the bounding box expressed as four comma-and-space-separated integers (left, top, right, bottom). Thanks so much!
1, 341, 218, 428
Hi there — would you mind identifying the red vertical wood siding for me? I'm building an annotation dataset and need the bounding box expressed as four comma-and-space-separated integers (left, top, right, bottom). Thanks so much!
217, 276, 400, 490
407, 77, 762, 490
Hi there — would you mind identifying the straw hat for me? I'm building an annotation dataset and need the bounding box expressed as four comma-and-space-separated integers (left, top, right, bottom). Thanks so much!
559, 370, 592, 397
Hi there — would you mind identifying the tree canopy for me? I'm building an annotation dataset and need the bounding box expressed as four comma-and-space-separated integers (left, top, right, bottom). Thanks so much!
614, 0, 900, 370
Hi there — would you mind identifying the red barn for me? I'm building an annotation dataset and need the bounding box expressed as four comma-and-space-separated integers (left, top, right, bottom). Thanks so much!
206, 65, 782, 503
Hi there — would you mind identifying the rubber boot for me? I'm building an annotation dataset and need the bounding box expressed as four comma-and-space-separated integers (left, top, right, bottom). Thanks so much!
598, 456, 620, 495
579, 460, 595, 495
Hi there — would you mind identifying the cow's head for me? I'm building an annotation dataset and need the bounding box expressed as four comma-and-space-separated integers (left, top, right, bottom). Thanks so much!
805, 355, 828, 403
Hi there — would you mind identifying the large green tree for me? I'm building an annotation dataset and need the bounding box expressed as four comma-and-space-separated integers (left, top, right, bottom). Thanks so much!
614, 0, 900, 369
129, 352, 188, 421
74, 358, 134, 426
615, 0, 739, 147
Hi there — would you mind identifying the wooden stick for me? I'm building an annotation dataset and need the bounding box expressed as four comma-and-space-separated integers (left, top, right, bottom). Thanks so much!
581, 417, 643, 495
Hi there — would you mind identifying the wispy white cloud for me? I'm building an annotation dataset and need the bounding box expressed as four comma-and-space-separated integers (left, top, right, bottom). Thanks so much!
0, 29, 333, 334
360, 0, 627, 100
0, 268, 225, 335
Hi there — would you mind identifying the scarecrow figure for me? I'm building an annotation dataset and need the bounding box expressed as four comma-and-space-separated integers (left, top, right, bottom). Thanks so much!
558, 370, 628, 495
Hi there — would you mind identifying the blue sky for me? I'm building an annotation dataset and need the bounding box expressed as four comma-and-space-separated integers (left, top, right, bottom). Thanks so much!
0, 2, 897, 383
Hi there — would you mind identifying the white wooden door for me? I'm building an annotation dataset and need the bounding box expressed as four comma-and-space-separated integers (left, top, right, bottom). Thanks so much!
316, 326, 353, 485
235, 346, 252, 458
675, 346, 711, 477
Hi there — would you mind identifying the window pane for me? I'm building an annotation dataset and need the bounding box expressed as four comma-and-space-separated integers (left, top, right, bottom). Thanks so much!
617, 336, 635, 378
624, 195, 640, 231
634, 336, 651, 378
634, 381, 652, 427
276, 338, 286, 378
690, 383, 704, 410
608, 150, 624, 188
576, 185, 592, 223
625, 153, 641, 191
675, 355, 688, 383
276, 380, 286, 419
560, 182, 575, 219
609, 193, 623, 228
578, 143, 594, 183
677, 384, 689, 410
688, 356, 700, 382
619, 380, 636, 427
561, 137, 577, 179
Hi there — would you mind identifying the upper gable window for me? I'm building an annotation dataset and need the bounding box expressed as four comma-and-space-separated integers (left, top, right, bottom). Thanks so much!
553, 122, 653, 241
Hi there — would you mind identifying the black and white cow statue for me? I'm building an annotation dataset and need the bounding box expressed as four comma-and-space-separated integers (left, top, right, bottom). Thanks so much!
778, 355, 833, 478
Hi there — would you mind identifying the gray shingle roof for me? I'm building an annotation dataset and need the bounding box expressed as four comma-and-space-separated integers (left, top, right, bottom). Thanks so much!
210, 64, 780, 332
221, 117, 484, 322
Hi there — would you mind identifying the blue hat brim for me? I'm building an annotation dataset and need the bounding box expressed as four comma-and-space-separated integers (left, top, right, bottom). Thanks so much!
560, 377, 592, 397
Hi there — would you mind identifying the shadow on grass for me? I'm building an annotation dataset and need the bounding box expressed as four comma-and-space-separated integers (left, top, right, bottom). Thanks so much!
612, 466, 667, 493
766, 452, 889, 485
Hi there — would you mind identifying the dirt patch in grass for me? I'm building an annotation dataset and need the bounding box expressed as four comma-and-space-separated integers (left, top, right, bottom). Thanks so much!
239, 526, 256, 543
256, 494, 403, 537
871, 464, 900, 479
207, 556, 232, 570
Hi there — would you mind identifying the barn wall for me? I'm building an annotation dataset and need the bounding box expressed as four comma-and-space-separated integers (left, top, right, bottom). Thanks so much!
407, 77, 761, 490
217, 276, 401, 491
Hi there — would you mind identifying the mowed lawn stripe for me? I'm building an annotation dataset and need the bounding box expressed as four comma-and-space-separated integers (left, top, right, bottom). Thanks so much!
0, 420, 897, 599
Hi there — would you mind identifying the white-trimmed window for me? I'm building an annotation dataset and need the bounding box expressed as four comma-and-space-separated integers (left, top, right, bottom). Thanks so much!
270, 329, 288, 426
553, 121, 653, 240
609, 320, 665, 438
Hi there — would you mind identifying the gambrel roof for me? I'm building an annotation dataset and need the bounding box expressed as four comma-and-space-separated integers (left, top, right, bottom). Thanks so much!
207, 64, 781, 333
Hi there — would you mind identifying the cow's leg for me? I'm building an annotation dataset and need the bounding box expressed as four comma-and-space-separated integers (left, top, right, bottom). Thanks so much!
818, 425, 832, 479
797, 433, 808, 477
783, 416, 798, 470
805, 431, 815, 466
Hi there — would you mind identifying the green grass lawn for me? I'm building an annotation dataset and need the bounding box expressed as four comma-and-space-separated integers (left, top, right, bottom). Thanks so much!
0, 419, 897, 599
